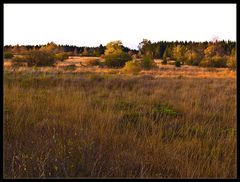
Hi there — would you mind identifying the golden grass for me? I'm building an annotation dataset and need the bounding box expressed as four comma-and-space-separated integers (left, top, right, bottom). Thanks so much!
3, 69, 236, 178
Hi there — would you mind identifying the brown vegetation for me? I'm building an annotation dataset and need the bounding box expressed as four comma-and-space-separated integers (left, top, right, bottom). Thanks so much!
4, 66, 236, 178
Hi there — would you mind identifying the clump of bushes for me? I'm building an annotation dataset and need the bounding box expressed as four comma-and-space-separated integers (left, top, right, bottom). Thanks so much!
175, 60, 181, 67
104, 53, 132, 68
227, 56, 236, 70
27, 50, 56, 67
55, 52, 69, 61
121, 60, 142, 75
4, 52, 14, 59
12, 56, 29, 67
12, 50, 56, 67
199, 56, 227, 68
140, 56, 156, 69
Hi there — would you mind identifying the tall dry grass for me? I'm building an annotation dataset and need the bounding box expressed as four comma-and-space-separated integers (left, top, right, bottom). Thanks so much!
3, 70, 236, 178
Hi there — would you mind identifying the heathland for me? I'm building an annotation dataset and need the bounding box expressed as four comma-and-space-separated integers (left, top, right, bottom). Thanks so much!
3, 40, 236, 178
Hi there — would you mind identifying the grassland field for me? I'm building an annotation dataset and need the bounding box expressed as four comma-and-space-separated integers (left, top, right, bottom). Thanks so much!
3, 57, 236, 178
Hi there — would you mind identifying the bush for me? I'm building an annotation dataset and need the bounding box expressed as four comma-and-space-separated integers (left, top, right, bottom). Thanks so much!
227, 55, 236, 70
175, 60, 181, 67
104, 53, 132, 68
27, 50, 56, 67
12, 56, 28, 67
192, 59, 201, 66
121, 60, 142, 75
140, 56, 156, 69
211, 56, 227, 67
199, 56, 227, 68
12, 56, 29, 67
4, 52, 14, 59
55, 52, 69, 61
12, 51, 56, 67
199, 57, 211, 67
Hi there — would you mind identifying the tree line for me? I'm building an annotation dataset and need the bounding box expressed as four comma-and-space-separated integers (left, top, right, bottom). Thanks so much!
138, 39, 236, 68
4, 42, 138, 57
4, 39, 236, 69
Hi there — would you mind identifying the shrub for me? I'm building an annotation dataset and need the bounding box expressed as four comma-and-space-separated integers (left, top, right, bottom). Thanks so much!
12, 56, 28, 67
211, 56, 227, 67
55, 52, 69, 61
4, 52, 13, 59
121, 60, 142, 75
104, 53, 132, 68
13, 50, 56, 67
227, 55, 236, 70
27, 50, 56, 67
175, 60, 181, 67
199, 56, 227, 68
192, 59, 201, 66
199, 57, 211, 67
140, 56, 156, 69
12, 56, 28, 63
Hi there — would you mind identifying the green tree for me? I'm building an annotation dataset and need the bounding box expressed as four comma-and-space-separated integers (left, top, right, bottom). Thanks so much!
138, 39, 154, 58
55, 52, 69, 61
204, 43, 217, 58
173, 45, 185, 63
122, 60, 142, 75
82, 47, 89, 56
140, 56, 156, 70
227, 48, 236, 69
104, 40, 123, 56
4, 52, 14, 59
40, 42, 59, 53
104, 41, 132, 68
93, 48, 100, 57
162, 46, 171, 64
184, 49, 199, 65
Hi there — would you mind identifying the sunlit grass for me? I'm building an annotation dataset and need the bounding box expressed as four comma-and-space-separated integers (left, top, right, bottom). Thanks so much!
4, 70, 236, 178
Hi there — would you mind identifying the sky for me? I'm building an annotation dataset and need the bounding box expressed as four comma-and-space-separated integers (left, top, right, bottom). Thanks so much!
4, 4, 236, 49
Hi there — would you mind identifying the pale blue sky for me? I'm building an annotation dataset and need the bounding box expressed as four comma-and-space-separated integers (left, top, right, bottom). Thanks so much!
4, 4, 236, 49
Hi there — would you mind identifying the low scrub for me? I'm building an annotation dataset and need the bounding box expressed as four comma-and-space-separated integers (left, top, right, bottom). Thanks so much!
12, 50, 56, 67
55, 52, 69, 61
104, 53, 132, 68
199, 56, 227, 68
27, 50, 56, 67
121, 60, 142, 75
175, 60, 181, 67
140, 56, 156, 70
4, 52, 14, 59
